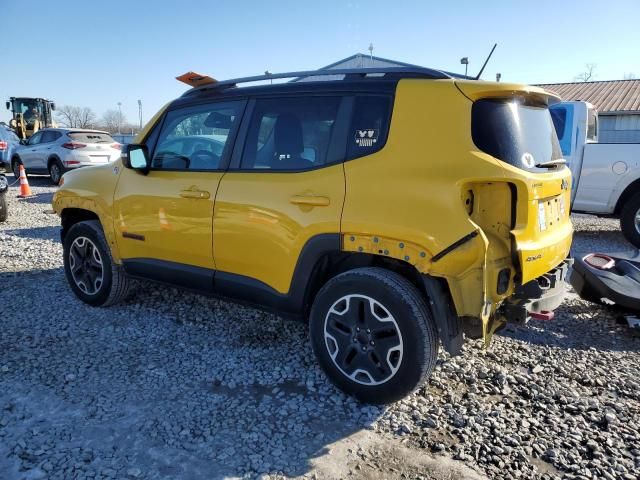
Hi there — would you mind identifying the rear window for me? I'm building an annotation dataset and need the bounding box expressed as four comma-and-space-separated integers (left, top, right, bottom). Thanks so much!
68, 132, 115, 144
587, 108, 598, 141
472, 98, 563, 172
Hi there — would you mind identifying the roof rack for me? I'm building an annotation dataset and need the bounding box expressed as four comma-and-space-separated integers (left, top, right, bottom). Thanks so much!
181, 67, 452, 96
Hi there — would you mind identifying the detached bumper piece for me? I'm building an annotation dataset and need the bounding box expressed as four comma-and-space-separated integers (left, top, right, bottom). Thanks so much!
500, 258, 572, 324
570, 251, 640, 312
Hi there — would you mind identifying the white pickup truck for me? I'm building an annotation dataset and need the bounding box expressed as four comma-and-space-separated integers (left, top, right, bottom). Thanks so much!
550, 101, 640, 247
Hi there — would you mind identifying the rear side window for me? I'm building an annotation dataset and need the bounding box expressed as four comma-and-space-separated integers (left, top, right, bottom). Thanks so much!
472, 98, 562, 172
240, 96, 342, 171
68, 132, 115, 144
346, 95, 392, 160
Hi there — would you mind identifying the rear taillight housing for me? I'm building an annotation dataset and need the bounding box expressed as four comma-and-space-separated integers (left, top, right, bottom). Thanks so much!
584, 253, 615, 270
0, 140, 7, 151
62, 142, 87, 150
111, 143, 121, 150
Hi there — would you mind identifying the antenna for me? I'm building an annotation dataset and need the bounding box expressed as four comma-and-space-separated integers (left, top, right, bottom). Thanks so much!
475, 43, 497, 80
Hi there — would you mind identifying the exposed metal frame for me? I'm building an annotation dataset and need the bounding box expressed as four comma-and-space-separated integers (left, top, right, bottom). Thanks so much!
183, 67, 452, 96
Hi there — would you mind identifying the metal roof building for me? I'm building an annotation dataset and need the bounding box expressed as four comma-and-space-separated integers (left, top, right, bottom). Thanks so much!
538, 79, 640, 143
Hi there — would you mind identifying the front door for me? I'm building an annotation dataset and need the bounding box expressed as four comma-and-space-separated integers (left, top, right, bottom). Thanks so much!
213, 96, 349, 294
113, 100, 245, 279
20, 131, 43, 170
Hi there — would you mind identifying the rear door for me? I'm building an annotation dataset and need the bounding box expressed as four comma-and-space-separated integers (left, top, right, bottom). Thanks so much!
113, 100, 245, 284
37, 130, 61, 170
212, 95, 350, 295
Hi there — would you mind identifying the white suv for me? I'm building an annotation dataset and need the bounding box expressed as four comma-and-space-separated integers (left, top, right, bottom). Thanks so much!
11, 128, 121, 184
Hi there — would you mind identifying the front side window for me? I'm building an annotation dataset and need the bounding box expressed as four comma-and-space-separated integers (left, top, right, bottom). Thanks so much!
472, 98, 563, 172
152, 101, 243, 171
240, 96, 342, 171
28, 131, 43, 145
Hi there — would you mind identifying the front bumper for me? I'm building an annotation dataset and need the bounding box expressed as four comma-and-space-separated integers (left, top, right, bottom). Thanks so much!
498, 258, 573, 324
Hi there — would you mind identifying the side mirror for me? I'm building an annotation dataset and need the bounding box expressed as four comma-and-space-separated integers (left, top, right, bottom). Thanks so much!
50, 103, 56, 111
19, 139, 28, 145
124, 144, 150, 172
5, 102, 9, 110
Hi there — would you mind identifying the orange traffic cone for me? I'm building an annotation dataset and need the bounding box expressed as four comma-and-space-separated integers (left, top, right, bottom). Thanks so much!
158, 208, 171, 231
17, 165, 34, 198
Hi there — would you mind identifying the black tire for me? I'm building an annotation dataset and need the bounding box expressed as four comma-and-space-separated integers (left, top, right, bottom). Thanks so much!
620, 191, 640, 248
0, 193, 7, 222
309, 267, 439, 404
11, 157, 23, 178
63, 220, 131, 306
49, 159, 65, 185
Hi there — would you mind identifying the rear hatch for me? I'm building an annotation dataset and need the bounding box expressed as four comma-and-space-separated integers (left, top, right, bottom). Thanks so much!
67, 131, 120, 163
458, 81, 573, 284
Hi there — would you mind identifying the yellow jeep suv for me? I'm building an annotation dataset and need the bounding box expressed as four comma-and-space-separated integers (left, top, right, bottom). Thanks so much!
53, 67, 572, 404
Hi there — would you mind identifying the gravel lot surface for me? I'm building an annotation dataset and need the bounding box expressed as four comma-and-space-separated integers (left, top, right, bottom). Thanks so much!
1, 177, 639, 480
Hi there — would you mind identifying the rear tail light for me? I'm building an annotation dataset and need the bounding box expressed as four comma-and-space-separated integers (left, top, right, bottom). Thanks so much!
111, 143, 121, 150
583, 253, 615, 270
0, 140, 7, 151
61, 142, 86, 150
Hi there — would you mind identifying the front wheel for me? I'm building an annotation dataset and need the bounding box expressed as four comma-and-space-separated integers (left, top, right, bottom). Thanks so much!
63, 220, 131, 306
620, 192, 640, 248
309, 267, 439, 404
11, 158, 23, 179
0, 193, 7, 222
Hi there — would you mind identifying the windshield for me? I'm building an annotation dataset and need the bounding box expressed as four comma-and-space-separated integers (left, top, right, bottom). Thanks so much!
472, 98, 563, 172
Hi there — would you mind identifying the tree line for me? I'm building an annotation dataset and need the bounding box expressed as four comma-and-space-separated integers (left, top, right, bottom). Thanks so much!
55, 105, 140, 134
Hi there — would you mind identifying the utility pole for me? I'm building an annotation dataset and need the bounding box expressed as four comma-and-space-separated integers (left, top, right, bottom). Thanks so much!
137, 99, 142, 130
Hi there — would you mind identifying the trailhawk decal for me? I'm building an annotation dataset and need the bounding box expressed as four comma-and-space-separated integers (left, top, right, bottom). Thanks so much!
354, 129, 378, 147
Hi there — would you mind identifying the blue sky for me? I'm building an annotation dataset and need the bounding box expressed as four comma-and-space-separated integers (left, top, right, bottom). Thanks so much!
1, 0, 638, 125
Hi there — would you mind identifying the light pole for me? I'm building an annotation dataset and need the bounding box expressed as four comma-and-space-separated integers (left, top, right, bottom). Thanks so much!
460, 57, 469, 77
117, 102, 122, 134
137, 99, 142, 130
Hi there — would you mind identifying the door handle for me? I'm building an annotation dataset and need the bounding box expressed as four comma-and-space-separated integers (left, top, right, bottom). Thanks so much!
290, 195, 330, 206
180, 189, 210, 199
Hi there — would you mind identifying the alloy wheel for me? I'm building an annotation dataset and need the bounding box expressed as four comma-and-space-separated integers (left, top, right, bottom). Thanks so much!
51, 164, 61, 184
69, 236, 104, 295
635, 206, 640, 235
323, 294, 403, 386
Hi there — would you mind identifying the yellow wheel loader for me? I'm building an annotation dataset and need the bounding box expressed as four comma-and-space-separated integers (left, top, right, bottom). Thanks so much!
5, 97, 57, 139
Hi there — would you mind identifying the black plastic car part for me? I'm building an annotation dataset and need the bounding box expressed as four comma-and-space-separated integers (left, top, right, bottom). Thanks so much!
570, 251, 640, 312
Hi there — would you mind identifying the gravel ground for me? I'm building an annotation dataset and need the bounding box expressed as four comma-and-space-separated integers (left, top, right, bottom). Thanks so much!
1, 177, 639, 480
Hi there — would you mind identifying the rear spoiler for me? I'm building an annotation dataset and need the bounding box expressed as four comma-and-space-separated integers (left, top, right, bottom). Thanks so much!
176, 72, 218, 88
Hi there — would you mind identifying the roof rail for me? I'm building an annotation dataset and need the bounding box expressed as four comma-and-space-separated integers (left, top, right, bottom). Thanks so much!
182, 67, 452, 96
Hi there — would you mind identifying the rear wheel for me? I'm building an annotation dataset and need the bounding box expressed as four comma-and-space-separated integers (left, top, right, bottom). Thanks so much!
620, 192, 640, 248
49, 159, 65, 185
309, 267, 439, 404
63, 220, 131, 306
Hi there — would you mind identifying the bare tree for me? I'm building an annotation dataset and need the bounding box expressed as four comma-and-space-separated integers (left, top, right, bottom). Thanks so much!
101, 109, 127, 133
56, 105, 97, 128
574, 63, 596, 82
623, 72, 636, 80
